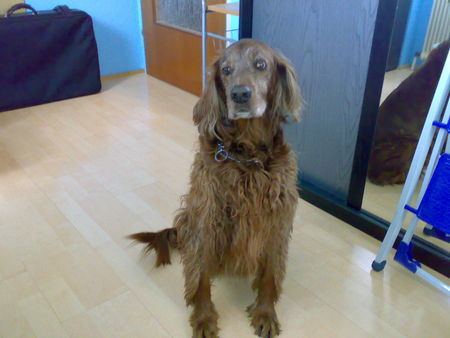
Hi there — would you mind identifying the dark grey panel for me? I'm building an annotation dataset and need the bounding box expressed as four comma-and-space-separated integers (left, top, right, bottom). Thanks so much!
253, 0, 379, 200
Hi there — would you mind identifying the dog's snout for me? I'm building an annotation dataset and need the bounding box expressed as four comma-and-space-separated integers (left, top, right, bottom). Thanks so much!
231, 85, 252, 104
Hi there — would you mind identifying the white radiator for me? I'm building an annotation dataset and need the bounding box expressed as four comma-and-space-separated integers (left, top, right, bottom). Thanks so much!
422, 0, 450, 57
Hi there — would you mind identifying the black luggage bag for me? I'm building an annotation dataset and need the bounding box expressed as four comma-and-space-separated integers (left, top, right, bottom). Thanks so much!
0, 4, 101, 112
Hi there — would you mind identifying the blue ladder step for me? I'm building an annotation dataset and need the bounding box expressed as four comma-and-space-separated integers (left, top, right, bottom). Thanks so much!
432, 121, 450, 133
423, 226, 450, 243
406, 153, 450, 234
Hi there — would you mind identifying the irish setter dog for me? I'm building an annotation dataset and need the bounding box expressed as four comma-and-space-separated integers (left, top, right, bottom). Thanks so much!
368, 40, 449, 185
129, 39, 302, 338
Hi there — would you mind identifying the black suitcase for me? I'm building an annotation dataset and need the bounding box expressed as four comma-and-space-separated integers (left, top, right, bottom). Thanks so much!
0, 4, 101, 112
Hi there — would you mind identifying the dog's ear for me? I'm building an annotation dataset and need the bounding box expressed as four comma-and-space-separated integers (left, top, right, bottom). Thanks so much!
272, 51, 302, 122
193, 60, 226, 137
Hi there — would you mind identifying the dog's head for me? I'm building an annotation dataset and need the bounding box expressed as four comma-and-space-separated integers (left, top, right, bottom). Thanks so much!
194, 39, 302, 137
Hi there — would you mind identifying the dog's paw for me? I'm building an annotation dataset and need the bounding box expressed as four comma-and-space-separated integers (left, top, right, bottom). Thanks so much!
191, 319, 219, 338
191, 310, 219, 338
247, 304, 280, 338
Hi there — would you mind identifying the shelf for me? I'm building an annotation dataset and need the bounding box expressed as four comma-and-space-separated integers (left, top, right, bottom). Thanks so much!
208, 3, 239, 16
207, 30, 238, 43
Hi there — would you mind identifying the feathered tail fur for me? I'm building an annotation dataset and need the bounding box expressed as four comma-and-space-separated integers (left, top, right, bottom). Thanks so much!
128, 228, 178, 267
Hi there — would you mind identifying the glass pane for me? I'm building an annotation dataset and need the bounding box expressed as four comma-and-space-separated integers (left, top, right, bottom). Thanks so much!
156, 0, 201, 33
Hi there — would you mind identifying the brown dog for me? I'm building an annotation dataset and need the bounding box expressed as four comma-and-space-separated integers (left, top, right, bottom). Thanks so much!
368, 40, 449, 185
129, 39, 302, 338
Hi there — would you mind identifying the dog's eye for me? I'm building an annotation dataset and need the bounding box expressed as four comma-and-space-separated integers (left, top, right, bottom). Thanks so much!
222, 66, 232, 76
254, 59, 267, 71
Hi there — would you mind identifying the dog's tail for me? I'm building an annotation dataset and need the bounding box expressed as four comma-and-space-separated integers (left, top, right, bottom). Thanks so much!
128, 228, 178, 267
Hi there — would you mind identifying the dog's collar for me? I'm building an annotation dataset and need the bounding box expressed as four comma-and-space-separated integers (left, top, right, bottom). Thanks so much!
214, 142, 262, 167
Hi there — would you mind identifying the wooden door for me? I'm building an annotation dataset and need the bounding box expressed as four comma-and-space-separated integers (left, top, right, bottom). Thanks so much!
0, 0, 23, 15
141, 0, 226, 96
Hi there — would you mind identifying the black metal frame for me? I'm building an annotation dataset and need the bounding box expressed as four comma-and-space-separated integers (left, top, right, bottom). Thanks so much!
239, 0, 253, 39
348, 0, 399, 209
385, 0, 413, 71
242, 0, 450, 277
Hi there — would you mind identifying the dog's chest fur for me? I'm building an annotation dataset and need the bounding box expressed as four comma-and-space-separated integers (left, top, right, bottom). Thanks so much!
198, 143, 297, 275
220, 169, 291, 274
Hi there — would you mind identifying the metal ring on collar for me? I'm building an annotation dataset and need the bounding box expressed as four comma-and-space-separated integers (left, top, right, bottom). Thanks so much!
214, 149, 228, 162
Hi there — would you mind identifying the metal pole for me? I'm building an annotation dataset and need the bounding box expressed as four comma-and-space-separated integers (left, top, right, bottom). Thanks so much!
446, 132, 450, 153
201, 0, 207, 90
207, 32, 237, 43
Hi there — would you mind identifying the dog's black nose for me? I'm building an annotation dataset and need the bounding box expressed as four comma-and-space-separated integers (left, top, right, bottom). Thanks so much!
231, 85, 252, 104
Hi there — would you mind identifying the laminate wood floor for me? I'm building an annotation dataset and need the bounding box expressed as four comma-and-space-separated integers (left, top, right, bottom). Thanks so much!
0, 74, 448, 338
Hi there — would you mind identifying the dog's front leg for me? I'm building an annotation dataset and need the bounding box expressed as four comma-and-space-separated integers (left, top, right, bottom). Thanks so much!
247, 258, 281, 338
187, 271, 219, 338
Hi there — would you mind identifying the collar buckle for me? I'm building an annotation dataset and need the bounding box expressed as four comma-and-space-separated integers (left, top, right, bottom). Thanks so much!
214, 142, 262, 168
214, 143, 229, 162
